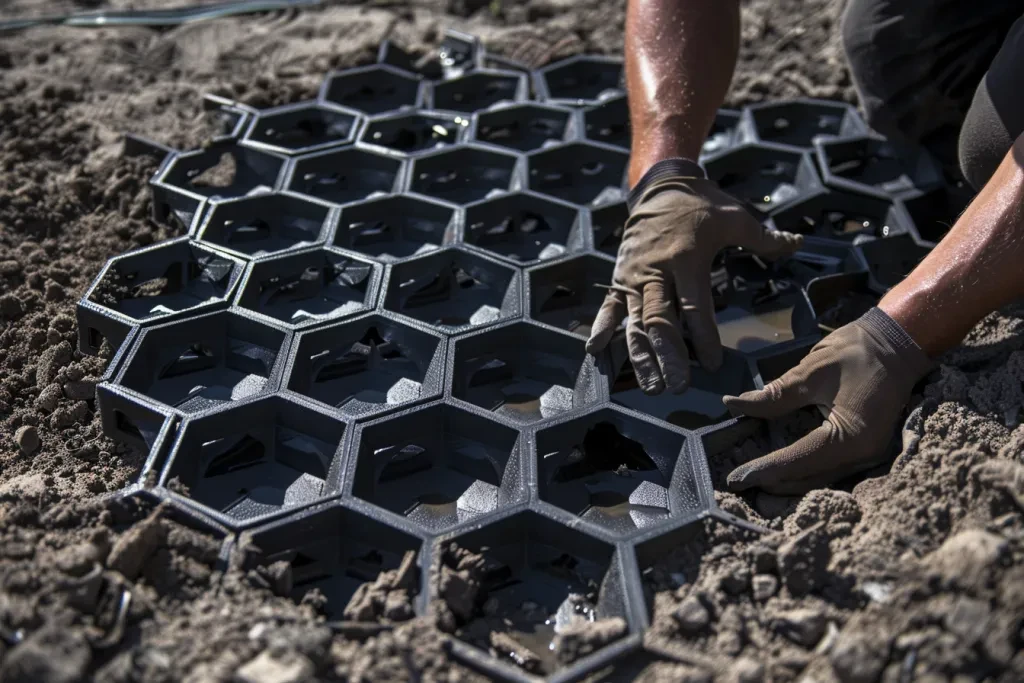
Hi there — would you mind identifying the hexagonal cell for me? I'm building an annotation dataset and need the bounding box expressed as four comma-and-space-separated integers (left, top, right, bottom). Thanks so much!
432, 70, 527, 113
286, 147, 403, 205
702, 109, 740, 159
234, 248, 380, 329
527, 254, 613, 337
332, 194, 458, 261
609, 347, 756, 430
590, 200, 628, 257
768, 188, 899, 242
703, 143, 821, 213
249, 503, 424, 619
360, 111, 470, 155
536, 407, 697, 535
115, 310, 289, 414
383, 248, 521, 333
450, 321, 600, 424
193, 192, 334, 259
526, 142, 628, 206
160, 395, 345, 526
408, 145, 519, 205
858, 233, 931, 293
535, 55, 624, 105
806, 270, 879, 333
152, 143, 286, 228
285, 313, 446, 419
463, 191, 584, 264
711, 250, 820, 352
96, 382, 176, 456
435, 510, 631, 676
473, 103, 572, 152
319, 64, 424, 115
816, 135, 943, 199
583, 94, 628, 150
78, 238, 244, 355
244, 102, 361, 155
351, 402, 524, 533
900, 184, 973, 246
740, 99, 867, 149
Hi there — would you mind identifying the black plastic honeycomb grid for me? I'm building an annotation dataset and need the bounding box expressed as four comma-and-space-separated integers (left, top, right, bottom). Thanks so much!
78, 30, 956, 681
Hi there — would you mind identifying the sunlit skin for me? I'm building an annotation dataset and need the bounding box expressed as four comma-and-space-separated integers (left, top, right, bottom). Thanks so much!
880, 134, 1024, 356
625, 0, 739, 185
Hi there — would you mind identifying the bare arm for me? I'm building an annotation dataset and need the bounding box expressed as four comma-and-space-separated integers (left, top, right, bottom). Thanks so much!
880, 133, 1024, 355
626, 0, 741, 185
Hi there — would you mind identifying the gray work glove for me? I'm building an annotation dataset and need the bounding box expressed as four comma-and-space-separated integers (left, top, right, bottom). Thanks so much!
723, 307, 935, 494
586, 160, 803, 394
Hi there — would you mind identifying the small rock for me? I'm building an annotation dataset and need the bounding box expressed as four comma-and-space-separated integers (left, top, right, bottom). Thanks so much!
0, 260, 22, 275
235, 648, 313, 683
774, 608, 826, 648
860, 580, 892, 604
926, 529, 1007, 588
830, 632, 888, 683
37, 341, 73, 387
0, 625, 92, 683
750, 543, 777, 574
553, 616, 627, 665
751, 574, 778, 601
36, 383, 61, 413
15, 425, 39, 455
108, 506, 167, 580
63, 379, 97, 401
439, 565, 479, 623
264, 561, 293, 597
673, 596, 710, 634
55, 542, 102, 578
944, 596, 990, 645
777, 522, 830, 597
342, 583, 380, 622
490, 631, 542, 674
727, 657, 765, 683
383, 591, 413, 621
720, 562, 751, 595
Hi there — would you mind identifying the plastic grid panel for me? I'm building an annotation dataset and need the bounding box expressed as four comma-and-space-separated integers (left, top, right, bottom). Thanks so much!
78, 31, 961, 681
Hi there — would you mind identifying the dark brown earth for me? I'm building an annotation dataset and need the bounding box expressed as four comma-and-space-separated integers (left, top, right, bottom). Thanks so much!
1, 0, 1023, 681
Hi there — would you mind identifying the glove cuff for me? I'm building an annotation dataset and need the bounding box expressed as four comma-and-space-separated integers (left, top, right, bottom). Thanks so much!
859, 307, 935, 379
627, 157, 706, 212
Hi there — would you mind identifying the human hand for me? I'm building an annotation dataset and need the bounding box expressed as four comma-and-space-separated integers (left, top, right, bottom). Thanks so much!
586, 171, 802, 394
722, 307, 934, 494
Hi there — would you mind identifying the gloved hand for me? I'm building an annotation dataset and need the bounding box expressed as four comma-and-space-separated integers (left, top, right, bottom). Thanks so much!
723, 307, 935, 494
586, 161, 803, 394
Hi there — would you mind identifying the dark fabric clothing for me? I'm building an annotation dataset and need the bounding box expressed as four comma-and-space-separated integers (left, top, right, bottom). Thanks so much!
841, 0, 1024, 189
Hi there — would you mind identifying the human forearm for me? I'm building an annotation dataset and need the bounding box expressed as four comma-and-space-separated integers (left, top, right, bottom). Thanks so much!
625, 0, 741, 186
880, 134, 1024, 356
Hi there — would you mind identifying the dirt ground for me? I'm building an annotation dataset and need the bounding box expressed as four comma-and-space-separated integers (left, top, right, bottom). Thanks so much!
0, 0, 1022, 681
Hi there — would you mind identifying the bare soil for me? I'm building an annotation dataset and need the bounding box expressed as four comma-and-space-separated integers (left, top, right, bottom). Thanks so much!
1, 0, 1022, 681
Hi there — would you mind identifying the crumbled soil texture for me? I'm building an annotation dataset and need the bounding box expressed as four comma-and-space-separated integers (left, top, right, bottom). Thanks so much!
2, 0, 1023, 681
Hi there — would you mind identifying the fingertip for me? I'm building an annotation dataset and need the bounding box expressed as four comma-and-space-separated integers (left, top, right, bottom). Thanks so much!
726, 464, 758, 491
639, 376, 666, 395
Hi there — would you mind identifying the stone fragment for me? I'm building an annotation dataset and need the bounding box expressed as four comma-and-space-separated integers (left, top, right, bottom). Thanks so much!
235, 648, 314, 683
673, 596, 710, 634
15, 425, 39, 455
108, 506, 166, 580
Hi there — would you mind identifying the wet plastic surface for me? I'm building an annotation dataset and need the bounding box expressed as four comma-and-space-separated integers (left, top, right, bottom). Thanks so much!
80, 33, 961, 681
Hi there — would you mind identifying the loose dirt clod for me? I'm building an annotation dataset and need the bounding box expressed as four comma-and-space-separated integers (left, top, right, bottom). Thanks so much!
15, 425, 39, 454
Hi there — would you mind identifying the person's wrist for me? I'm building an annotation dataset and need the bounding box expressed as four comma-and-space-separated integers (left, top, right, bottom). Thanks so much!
858, 306, 935, 380
626, 157, 706, 212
